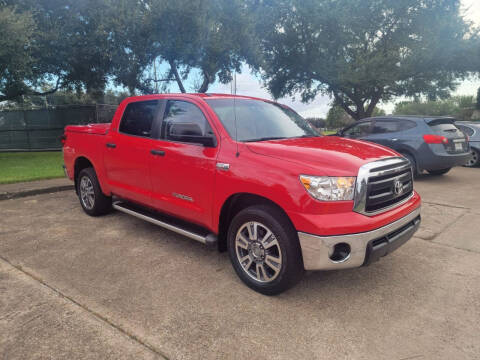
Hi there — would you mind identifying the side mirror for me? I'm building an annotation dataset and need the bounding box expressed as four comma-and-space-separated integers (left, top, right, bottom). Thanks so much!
168, 122, 217, 147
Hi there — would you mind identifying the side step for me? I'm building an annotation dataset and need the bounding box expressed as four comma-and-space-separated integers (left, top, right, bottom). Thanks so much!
112, 201, 217, 247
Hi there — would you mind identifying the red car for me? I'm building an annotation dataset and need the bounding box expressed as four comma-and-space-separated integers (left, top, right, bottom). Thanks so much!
63, 93, 421, 295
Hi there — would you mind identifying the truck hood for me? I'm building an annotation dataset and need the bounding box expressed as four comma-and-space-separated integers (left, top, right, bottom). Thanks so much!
246, 136, 399, 176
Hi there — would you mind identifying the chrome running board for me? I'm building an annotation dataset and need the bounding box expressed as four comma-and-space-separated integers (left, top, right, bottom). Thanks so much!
112, 201, 217, 246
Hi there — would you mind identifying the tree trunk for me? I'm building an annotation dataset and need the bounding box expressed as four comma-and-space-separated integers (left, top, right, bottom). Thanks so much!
335, 92, 382, 120
169, 60, 186, 93
197, 70, 213, 93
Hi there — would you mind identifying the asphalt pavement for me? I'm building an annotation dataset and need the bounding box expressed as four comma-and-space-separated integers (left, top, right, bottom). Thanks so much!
0, 167, 479, 359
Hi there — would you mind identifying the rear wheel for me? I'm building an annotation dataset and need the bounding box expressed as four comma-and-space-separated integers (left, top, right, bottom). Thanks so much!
427, 168, 451, 176
227, 205, 304, 295
464, 148, 479, 167
77, 167, 112, 216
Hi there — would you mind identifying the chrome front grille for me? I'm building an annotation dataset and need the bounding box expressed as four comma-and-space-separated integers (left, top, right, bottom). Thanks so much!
354, 157, 413, 215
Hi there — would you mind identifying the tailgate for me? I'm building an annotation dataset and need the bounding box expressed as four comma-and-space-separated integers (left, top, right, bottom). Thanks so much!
425, 118, 468, 153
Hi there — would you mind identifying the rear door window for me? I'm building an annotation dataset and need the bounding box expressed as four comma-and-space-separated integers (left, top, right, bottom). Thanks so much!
119, 100, 159, 137
371, 121, 399, 134
371, 120, 416, 134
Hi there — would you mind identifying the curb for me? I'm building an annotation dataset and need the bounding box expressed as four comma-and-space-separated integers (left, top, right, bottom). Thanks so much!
0, 185, 74, 201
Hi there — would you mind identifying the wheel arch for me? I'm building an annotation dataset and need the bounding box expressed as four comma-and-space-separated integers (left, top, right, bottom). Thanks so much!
397, 148, 420, 173
74, 156, 94, 193
217, 193, 296, 252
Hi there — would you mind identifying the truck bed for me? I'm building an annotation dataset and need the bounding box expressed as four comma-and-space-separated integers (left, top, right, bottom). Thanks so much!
65, 123, 111, 135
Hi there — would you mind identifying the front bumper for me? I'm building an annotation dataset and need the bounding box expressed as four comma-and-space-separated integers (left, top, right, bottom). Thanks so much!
298, 206, 421, 270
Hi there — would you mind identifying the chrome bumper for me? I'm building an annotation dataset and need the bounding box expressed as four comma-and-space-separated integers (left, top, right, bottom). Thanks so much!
298, 207, 421, 271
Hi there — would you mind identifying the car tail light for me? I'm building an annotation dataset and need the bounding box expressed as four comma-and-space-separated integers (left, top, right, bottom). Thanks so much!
423, 134, 448, 144
60, 134, 67, 146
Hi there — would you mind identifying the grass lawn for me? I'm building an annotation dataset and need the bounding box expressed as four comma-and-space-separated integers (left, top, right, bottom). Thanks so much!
0, 151, 64, 184
322, 130, 338, 135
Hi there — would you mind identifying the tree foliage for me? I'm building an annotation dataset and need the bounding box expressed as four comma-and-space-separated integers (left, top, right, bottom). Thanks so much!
393, 96, 476, 121
1, 0, 479, 107
477, 87, 480, 111
0, 6, 37, 101
0, 0, 256, 101
326, 106, 355, 129
255, 0, 479, 120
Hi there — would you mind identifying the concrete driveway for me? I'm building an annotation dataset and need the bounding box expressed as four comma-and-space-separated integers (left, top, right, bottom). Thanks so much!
1, 167, 479, 359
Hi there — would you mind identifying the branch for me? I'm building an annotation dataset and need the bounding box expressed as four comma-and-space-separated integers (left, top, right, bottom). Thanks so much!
168, 60, 186, 93
333, 92, 358, 119
0, 78, 62, 102
143, 77, 176, 83
365, 90, 383, 117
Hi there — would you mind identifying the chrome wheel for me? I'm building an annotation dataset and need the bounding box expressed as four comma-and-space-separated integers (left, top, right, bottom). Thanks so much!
235, 221, 282, 283
79, 176, 95, 210
466, 149, 479, 167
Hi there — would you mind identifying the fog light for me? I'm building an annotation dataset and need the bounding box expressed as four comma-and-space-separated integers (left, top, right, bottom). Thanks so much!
329, 243, 351, 262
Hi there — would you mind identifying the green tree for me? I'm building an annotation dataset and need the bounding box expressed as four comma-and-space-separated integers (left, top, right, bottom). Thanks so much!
0, 6, 37, 101
326, 106, 354, 129
393, 96, 475, 120
477, 87, 480, 110
255, 0, 479, 120
110, 0, 257, 94
1, 0, 119, 102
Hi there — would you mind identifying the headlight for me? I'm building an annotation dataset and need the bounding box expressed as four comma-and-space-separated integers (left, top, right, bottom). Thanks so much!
299, 175, 356, 201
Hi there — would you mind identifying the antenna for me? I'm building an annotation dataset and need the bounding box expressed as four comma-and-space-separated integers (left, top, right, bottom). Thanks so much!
233, 71, 239, 157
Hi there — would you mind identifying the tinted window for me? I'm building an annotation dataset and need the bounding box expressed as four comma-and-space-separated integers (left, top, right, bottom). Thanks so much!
343, 122, 372, 138
427, 119, 460, 135
456, 124, 474, 137
162, 100, 213, 141
119, 100, 158, 137
205, 99, 318, 141
371, 120, 416, 134
397, 120, 417, 131
371, 121, 398, 134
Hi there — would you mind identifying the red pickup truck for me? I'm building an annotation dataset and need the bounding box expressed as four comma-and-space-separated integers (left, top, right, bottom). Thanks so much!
63, 93, 421, 295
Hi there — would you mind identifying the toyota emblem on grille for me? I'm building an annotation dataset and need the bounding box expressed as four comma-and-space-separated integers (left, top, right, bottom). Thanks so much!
394, 179, 404, 196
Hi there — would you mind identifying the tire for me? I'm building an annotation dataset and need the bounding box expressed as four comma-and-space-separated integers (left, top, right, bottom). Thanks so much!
77, 167, 112, 216
464, 148, 480, 167
427, 168, 451, 176
401, 153, 418, 177
227, 205, 304, 295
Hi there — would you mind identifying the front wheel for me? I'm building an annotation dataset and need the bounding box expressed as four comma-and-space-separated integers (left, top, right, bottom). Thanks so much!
427, 168, 451, 176
227, 205, 304, 295
77, 167, 112, 216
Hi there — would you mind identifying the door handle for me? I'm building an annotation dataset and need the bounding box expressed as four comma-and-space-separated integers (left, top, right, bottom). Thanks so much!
106, 143, 116, 148
150, 149, 165, 156
392, 138, 399, 141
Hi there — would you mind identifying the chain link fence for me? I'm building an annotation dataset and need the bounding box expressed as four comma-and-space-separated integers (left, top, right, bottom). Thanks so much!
0, 104, 117, 151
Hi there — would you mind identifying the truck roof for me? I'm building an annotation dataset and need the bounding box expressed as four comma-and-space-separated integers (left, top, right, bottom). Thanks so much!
123, 93, 272, 103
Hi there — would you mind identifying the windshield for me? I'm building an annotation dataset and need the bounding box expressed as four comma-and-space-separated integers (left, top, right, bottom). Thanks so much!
205, 98, 319, 142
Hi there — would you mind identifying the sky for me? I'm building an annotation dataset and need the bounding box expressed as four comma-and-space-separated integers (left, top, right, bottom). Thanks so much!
207, 0, 480, 118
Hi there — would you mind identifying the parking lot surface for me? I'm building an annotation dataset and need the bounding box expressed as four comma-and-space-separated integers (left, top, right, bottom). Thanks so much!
1, 167, 479, 359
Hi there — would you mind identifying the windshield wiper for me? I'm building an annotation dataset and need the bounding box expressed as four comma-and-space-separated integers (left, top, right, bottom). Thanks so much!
244, 136, 288, 142
294, 134, 321, 138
